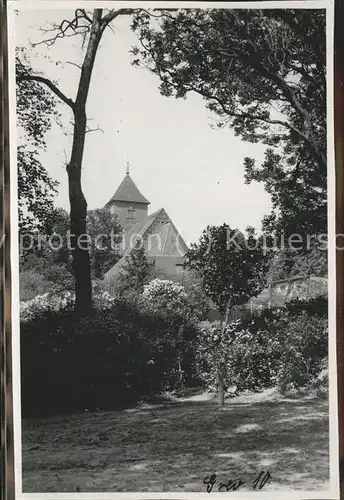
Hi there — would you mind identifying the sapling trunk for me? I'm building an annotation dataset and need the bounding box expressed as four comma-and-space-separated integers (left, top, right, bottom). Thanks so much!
217, 299, 232, 406
218, 375, 225, 407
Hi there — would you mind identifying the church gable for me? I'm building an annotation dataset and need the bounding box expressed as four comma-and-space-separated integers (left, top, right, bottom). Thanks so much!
104, 208, 189, 280
143, 209, 188, 258
145, 220, 186, 257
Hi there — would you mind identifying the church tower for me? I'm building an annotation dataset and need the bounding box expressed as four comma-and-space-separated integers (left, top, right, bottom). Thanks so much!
104, 162, 190, 282
105, 163, 150, 232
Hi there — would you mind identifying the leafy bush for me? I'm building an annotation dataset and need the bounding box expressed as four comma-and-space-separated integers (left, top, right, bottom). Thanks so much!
285, 295, 328, 318
99, 274, 210, 320
20, 289, 118, 323
143, 279, 190, 312
195, 308, 328, 393
21, 296, 199, 417
275, 314, 327, 391
308, 356, 328, 398
20, 270, 55, 302
142, 278, 208, 321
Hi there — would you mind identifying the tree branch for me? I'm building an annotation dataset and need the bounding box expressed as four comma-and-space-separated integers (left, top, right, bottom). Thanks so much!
140, 8, 177, 20
79, 9, 93, 24
101, 8, 134, 28
64, 61, 82, 70
85, 124, 104, 134
34, 9, 93, 47
33, 30, 88, 47
258, 65, 326, 166
16, 74, 75, 109
186, 83, 326, 168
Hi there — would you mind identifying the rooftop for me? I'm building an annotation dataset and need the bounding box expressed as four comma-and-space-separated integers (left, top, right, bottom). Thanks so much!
105, 173, 150, 206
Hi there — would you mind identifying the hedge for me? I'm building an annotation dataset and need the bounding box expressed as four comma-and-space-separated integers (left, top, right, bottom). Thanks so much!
21, 299, 199, 417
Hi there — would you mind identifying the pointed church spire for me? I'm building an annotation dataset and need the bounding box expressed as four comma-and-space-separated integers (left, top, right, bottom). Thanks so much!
105, 167, 150, 206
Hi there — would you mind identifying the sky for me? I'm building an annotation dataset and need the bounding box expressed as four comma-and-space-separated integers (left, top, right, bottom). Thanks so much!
14, 7, 272, 245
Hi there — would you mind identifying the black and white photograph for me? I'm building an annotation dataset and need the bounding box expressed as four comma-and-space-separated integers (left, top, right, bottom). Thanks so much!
7, 1, 338, 497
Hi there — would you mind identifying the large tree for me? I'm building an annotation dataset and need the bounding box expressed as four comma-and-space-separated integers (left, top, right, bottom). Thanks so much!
132, 8, 326, 240
17, 8, 134, 314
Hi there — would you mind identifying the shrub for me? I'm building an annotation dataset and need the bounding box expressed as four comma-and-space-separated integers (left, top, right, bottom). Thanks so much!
99, 274, 210, 320
196, 319, 281, 392
308, 356, 328, 398
142, 278, 207, 321
20, 270, 55, 302
20, 296, 200, 417
20, 290, 75, 322
20, 289, 118, 323
285, 295, 328, 318
275, 313, 327, 392
20, 265, 74, 302
143, 279, 189, 310
195, 308, 328, 394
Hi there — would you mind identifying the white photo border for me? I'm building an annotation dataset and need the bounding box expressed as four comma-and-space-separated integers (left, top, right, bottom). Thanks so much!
7, 1, 338, 499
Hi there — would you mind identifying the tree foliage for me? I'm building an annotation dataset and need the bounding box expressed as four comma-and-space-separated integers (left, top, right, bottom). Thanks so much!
16, 48, 60, 233
20, 207, 74, 295
20, 207, 122, 292
181, 270, 210, 321
185, 224, 270, 319
132, 8, 326, 239
117, 245, 153, 293
266, 244, 328, 282
86, 208, 122, 279
20, 208, 70, 267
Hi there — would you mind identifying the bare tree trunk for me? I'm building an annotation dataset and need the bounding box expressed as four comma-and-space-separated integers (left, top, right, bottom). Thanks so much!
66, 11, 103, 315
65, 10, 132, 309
68, 110, 92, 314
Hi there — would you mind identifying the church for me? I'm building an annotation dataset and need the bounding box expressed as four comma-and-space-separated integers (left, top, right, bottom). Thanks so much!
104, 166, 189, 282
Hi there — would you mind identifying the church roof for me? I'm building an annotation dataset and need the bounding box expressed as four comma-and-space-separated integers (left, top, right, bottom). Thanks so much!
105, 174, 150, 206
104, 208, 189, 279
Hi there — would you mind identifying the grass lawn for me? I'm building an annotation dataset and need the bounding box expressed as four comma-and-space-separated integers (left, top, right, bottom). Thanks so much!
22, 392, 329, 493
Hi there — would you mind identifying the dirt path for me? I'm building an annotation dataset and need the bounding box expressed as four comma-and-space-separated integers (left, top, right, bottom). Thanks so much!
22, 395, 329, 493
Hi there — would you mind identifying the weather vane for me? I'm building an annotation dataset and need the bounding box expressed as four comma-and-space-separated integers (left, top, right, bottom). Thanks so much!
126, 160, 130, 175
